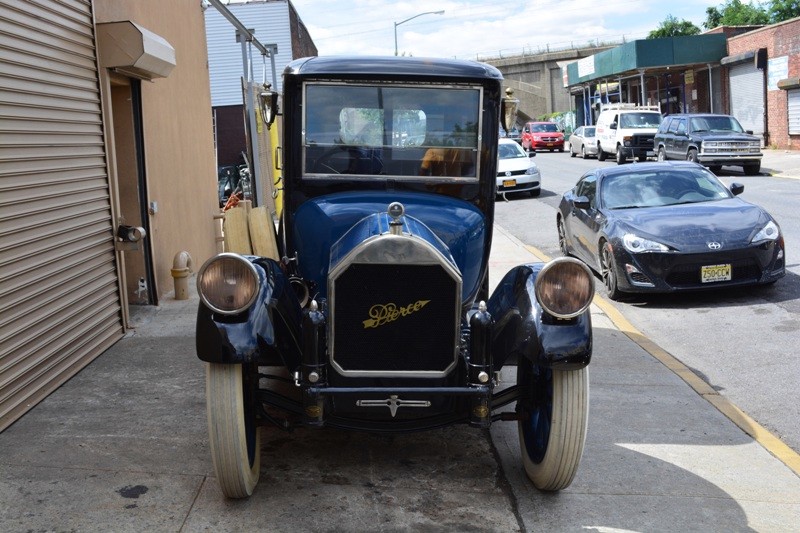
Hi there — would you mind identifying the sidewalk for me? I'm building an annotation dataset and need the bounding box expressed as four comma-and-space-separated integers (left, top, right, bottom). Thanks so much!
0, 227, 798, 531
760, 148, 800, 179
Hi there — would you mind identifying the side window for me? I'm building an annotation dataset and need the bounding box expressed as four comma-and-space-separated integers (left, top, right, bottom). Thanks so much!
667, 118, 680, 134
657, 119, 670, 134
676, 119, 686, 134
575, 174, 597, 208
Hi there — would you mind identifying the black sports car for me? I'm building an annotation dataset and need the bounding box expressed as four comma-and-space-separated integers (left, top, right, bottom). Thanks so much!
557, 161, 785, 300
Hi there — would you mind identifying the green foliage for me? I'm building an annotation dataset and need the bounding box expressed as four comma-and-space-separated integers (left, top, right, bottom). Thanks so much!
767, 0, 800, 22
703, 0, 770, 29
647, 15, 701, 38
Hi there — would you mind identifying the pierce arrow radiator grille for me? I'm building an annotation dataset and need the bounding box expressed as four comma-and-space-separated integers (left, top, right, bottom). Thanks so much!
332, 263, 458, 374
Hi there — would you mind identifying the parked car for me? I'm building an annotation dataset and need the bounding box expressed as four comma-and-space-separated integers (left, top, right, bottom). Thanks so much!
520, 121, 564, 152
556, 161, 785, 300
496, 137, 541, 198
654, 113, 763, 175
568, 126, 598, 159
595, 103, 662, 164
196, 56, 595, 499
500, 125, 522, 144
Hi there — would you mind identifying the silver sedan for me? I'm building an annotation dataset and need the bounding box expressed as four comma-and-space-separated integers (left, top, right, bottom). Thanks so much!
568, 126, 598, 159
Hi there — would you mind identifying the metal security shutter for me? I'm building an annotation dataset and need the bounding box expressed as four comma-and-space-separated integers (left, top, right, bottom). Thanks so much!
0, 0, 123, 431
788, 89, 800, 135
729, 62, 765, 140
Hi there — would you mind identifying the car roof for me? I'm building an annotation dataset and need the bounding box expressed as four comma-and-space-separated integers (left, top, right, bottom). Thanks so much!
284, 56, 503, 81
663, 113, 733, 118
499, 137, 518, 144
594, 161, 706, 178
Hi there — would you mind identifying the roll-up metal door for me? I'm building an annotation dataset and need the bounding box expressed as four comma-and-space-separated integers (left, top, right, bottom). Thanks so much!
0, 1, 123, 431
729, 61, 765, 140
788, 89, 800, 135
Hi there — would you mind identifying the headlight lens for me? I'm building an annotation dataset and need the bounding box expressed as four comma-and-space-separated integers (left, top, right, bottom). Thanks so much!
751, 221, 780, 243
623, 233, 669, 253
534, 257, 594, 319
197, 253, 260, 315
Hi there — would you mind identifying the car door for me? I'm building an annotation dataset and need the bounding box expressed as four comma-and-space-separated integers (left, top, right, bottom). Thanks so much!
564, 173, 599, 266
670, 118, 688, 159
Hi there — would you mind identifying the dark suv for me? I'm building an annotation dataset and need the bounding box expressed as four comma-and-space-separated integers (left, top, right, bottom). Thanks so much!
654, 113, 762, 175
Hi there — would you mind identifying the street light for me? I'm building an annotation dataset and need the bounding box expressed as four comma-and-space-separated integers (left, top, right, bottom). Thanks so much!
394, 10, 444, 56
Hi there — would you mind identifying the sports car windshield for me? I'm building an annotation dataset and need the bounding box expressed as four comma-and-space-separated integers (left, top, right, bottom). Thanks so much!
303, 83, 481, 180
601, 168, 733, 209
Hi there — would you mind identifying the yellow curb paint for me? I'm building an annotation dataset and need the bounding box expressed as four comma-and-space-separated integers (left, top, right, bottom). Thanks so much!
522, 243, 800, 476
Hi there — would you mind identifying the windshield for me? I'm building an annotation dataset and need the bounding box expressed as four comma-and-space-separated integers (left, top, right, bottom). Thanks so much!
619, 112, 662, 129
690, 116, 744, 133
498, 141, 527, 160
531, 123, 559, 133
303, 83, 481, 180
601, 168, 732, 209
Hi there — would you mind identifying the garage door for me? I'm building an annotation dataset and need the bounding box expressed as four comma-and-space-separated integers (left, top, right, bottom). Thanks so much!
789, 88, 800, 135
729, 61, 765, 141
0, 1, 123, 431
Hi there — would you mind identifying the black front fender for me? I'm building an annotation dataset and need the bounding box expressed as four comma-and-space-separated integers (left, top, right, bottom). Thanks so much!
487, 263, 592, 370
196, 257, 303, 368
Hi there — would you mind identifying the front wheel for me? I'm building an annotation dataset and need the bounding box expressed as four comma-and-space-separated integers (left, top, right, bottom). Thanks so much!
206, 363, 261, 498
517, 363, 589, 491
686, 148, 699, 164
615, 145, 627, 165
744, 163, 761, 176
657, 147, 666, 162
600, 241, 623, 300
569, 143, 576, 157
597, 145, 607, 161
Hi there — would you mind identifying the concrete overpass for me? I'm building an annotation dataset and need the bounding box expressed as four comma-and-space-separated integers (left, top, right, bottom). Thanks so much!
486, 44, 614, 125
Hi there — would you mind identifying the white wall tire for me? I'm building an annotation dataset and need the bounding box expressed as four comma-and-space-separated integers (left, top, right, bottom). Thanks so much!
206, 363, 261, 498
517, 365, 589, 491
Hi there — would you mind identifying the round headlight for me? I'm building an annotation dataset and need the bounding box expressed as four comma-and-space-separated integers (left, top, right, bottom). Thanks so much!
534, 257, 594, 319
197, 253, 260, 315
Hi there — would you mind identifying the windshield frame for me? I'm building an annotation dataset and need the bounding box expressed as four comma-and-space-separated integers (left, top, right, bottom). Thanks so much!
301, 81, 484, 183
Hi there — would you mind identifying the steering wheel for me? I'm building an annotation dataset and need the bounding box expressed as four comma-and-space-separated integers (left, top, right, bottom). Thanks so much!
310, 146, 348, 174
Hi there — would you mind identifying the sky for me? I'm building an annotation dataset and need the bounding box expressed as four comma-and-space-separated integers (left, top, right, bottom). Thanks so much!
288, 0, 723, 60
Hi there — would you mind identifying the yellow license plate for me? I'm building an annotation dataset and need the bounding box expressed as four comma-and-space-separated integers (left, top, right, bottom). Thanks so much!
503, 179, 516, 187
546, 143, 553, 146
701, 263, 731, 283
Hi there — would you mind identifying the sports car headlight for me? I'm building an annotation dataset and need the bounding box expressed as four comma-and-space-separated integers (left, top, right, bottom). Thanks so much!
623, 233, 669, 253
534, 257, 594, 319
751, 221, 780, 243
197, 253, 260, 315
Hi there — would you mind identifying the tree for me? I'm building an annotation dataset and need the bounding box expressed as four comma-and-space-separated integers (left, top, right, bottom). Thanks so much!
648, 15, 701, 38
703, 0, 770, 29
767, 0, 800, 22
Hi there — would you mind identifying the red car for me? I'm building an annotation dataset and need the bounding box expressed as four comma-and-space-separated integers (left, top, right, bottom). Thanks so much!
521, 121, 564, 152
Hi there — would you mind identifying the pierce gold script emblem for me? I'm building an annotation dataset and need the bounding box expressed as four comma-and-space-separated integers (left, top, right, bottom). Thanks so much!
363, 299, 431, 328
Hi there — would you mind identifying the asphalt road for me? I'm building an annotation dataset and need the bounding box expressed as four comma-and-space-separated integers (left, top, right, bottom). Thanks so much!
494, 149, 800, 454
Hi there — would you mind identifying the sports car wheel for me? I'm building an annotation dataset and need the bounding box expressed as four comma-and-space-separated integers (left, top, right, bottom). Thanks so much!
657, 147, 666, 161
597, 145, 607, 161
517, 362, 589, 491
600, 242, 623, 300
557, 218, 570, 256
207, 363, 261, 498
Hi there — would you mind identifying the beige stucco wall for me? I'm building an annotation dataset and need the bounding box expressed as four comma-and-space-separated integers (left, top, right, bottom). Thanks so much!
95, 0, 219, 300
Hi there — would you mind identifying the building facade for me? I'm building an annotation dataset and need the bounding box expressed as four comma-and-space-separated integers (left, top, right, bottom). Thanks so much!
0, 0, 220, 431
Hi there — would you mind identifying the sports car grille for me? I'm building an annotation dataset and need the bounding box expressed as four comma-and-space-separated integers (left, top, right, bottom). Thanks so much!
666, 258, 761, 286
331, 263, 459, 375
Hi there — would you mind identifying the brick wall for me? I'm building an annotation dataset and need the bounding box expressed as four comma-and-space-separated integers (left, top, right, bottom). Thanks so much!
728, 19, 800, 149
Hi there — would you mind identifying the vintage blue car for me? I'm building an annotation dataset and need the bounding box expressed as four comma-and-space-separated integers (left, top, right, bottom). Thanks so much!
195, 56, 595, 498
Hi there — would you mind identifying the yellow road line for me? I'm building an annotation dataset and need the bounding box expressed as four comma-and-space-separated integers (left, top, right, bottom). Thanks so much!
524, 244, 800, 476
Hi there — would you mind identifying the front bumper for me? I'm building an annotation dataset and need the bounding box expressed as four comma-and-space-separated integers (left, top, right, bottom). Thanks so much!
698, 153, 762, 166
612, 240, 785, 293
496, 173, 540, 194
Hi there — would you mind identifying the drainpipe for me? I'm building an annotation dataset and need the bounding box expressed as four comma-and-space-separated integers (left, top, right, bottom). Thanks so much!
171, 251, 194, 300
707, 64, 714, 112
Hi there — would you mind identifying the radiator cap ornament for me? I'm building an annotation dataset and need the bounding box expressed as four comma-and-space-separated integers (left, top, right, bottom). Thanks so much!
388, 202, 405, 234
